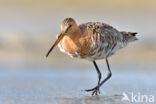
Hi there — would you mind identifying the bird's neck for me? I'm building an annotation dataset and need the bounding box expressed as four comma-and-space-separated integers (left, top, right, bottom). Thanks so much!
67, 27, 82, 41
59, 28, 82, 55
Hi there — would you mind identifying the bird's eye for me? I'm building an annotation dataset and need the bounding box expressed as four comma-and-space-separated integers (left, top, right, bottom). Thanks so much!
65, 25, 72, 33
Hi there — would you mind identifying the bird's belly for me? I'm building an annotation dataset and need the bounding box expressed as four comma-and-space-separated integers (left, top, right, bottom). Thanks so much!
58, 42, 119, 61
58, 36, 125, 61
85, 49, 115, 61
85, 42, 124, 61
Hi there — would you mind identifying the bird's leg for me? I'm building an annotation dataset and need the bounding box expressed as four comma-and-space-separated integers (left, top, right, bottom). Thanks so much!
92, 61, 102, 88
85, 58, 112, 95
85, 61, 102, 96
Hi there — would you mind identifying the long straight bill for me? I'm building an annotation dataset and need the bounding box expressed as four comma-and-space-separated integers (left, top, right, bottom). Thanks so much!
46, 32, 65, 57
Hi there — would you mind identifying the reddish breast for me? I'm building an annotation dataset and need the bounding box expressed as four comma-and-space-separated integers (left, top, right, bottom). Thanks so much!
58, 32, 96, 58
59, 36, 79, 55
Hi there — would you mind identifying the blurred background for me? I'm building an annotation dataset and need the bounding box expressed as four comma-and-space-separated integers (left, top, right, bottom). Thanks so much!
0, 0, 156, 70
0, 0, 156, 103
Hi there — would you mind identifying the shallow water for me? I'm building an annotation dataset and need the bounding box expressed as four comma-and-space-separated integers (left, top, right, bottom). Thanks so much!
0, 69, 155, 104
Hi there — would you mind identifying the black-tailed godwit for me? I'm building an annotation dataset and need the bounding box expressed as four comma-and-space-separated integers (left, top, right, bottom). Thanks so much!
46, 17, 138, 96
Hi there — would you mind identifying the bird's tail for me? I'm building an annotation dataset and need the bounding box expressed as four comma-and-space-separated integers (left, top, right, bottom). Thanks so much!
120, 31, 138, 43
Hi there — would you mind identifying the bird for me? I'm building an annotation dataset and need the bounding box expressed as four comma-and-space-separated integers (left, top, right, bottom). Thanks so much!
46, 17, 138, 96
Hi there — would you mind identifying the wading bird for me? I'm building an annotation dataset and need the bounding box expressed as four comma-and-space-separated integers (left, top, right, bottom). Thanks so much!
46, 17, 138, 96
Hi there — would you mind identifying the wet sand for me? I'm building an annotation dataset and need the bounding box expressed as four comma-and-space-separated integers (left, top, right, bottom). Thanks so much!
0, 69, 155, 104
55, 95, 125, 104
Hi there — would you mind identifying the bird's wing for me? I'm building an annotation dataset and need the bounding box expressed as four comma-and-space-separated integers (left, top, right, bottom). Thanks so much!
79, 22, 123, 43
79, 22, 122, 38
79, 22, 124, 57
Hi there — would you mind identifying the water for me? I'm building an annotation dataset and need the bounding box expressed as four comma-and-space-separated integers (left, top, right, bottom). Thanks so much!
0, 69, 155, 104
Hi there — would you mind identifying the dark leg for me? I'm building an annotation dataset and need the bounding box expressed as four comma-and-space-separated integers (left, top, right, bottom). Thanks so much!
88, 61, 102, 95
85, 58, 112, 96
93, 61, 102, 87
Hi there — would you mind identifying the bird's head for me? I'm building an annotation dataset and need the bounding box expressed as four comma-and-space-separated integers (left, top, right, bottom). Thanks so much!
46, 17, 77, 57
61, 17, 77, 33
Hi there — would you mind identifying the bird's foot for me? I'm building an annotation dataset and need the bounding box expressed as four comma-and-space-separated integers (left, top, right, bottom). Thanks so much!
85, 86, 100, 96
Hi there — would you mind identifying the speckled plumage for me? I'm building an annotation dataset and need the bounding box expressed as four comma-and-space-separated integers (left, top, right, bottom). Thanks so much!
58, 18, 137, 61
46, 17, 138, 96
